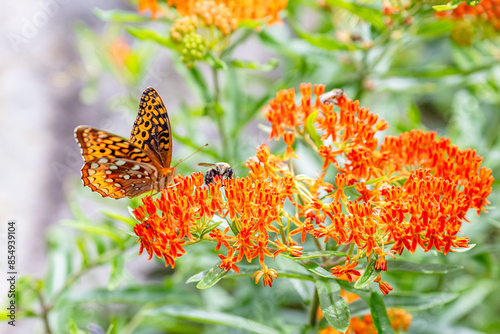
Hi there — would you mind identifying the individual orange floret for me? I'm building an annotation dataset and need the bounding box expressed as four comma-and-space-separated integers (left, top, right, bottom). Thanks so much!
374, 274, 393, 295
253, 264, 279, 287
331, 256, 361, 283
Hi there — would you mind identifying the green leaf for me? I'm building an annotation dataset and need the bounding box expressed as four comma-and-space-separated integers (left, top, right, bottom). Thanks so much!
295, 260, 333, 279
281, 250, 346, 260
433, 0, 463, 11
102, 210, 136, 227
196, 262, 230, 289
289, 17, 355, 51
354, 256, 380, 289
61, 220, 125, 248
369, 291, 395, 334
316, 278, 351, 332
146, 305, 281, 334
231, 59, 279, 71
126, 26, 175, 49
386, 260, 463, 274
305, 111, 323, 149
108, 256, 125, 290
349, 291, 458, 315
325, 0, 386, 30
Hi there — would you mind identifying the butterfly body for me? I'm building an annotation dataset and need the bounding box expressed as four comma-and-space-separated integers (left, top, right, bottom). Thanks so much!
75, 87, 175, 199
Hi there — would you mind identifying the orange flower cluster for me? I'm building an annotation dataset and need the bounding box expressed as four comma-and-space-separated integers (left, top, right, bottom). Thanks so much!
437, 0, 500, 31
264, 83, 493, 293
133, 169, 301, 286
132, 82, 493, 293
168, 0, 288, 26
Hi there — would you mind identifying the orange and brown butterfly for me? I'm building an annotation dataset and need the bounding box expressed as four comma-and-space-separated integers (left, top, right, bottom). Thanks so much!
74, 87, 177, 199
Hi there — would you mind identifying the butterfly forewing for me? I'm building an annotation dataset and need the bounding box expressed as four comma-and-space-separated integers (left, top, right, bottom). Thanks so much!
75, 126, 154, 165
129, 87, 173, 168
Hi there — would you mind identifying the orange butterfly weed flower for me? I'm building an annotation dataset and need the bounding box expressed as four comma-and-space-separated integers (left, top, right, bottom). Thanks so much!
132, 82, 493, 292
168, 0, 288, 26
138, 0, 163, 19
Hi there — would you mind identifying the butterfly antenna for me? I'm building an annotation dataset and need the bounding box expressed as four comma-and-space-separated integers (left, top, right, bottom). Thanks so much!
173, 143, 209, 168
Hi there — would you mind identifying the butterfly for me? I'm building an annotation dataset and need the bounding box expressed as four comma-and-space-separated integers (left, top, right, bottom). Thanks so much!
74, 87, 177, 199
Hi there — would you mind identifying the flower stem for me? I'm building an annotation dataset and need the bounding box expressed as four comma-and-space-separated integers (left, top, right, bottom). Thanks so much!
309, 287, 320, 328
212, 66, 229, 160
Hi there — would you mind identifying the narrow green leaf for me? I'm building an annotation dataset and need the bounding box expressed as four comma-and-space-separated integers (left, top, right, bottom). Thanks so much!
196, 262, 230, 289
296, 260, 333, 279
103, 210, 136, 227
109, 256, 125, 290
370, 291, 395, 334
305, 111, 323, 149
289, 17, 354, 51
316, 278, 351, 332
231, 59, 279, 71
386, 260, 463, 274
348, 291, 459, 318
325, 0, 386, 30
61, 220, 125, 248
433, 0, 463, 10
147, 305, 281, 334
281, 250, 346, 260
127, 26, 175, 49
354, 256, 380, 289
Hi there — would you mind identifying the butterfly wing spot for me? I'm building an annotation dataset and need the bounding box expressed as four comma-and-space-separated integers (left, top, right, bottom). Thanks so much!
98, 158, 108, 163
90, 163, 99, 169
105, 179, 113, 183
105, 170, 112, 174
132, 165, 141, 170
114, 183, 122, 187
110, 165, 118, 170
123, 175, 131, 180
115, 160, 126, 166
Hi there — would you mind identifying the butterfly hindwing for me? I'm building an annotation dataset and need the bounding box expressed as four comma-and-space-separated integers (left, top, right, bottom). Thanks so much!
81, 157, 158, 199
129, 87, 173, 168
